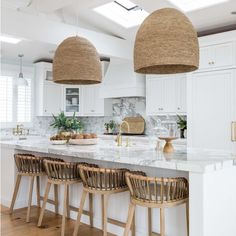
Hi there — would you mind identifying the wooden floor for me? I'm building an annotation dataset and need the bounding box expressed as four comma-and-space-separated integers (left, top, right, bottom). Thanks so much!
0, 205, 115, 236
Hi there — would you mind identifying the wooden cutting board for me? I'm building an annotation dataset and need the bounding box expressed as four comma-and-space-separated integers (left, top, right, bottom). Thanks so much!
121, 117, 145, 134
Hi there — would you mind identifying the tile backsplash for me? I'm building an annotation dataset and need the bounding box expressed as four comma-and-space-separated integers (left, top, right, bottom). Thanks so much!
1, 97, 185, 137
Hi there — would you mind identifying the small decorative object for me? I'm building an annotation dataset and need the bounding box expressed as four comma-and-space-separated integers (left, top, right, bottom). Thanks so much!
134, 8, 199, 74
53, 36, 102, 84
177, 115, 187, 139
50, 111, 84, 134
159, 136, 178, 153
69, 133, 98, 145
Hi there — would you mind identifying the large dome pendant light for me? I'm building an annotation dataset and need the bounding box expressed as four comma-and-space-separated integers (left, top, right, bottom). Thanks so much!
134, 8, 199, 74
53, 36, 102, 84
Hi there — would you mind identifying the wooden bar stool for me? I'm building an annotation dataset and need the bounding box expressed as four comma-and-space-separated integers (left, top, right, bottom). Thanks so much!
38, 160, 95, 236
124, 172, 189, 236
73, 164, 135, 236
9, 154, 59, 223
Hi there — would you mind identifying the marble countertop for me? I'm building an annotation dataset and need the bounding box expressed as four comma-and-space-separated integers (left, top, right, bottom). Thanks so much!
0, 136, 235, 173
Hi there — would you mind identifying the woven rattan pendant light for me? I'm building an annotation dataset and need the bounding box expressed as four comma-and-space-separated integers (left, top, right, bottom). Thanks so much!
134, 8, 199, 74
53, 36, 102, 84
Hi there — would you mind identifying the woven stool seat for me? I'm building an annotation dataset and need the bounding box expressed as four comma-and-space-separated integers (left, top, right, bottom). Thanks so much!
73, 164, 133, 236
79, 165, 128, 192
38, 160, 97, 236
124, 172, 189, 236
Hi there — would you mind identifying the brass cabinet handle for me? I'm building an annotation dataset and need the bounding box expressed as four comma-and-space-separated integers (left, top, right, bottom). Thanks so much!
231, 122, 236, 142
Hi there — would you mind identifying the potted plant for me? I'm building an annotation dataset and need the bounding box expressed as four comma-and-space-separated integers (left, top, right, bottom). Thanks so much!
177, 115, 187, 139
108, 120, 116, 133
104, 123, 110, 133
51, 111, 84, 136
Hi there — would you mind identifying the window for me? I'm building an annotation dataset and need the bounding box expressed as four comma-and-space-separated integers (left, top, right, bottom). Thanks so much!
168, 0, 229, 12
0, 75, 32, 127
93, 0, 149, 28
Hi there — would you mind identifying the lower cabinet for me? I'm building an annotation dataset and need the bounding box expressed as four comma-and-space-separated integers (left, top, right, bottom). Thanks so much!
187, 69, 236, 153
146, 74, 186, 115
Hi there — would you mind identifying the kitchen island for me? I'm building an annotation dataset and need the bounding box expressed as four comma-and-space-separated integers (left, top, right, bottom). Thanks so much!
1, 136, 236, 236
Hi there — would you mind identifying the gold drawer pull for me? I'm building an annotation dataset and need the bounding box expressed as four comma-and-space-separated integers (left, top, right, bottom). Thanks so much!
231, 122, 236, 142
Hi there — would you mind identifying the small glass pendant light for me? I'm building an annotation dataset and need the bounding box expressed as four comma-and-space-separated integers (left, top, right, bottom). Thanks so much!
15, 54, 28, 86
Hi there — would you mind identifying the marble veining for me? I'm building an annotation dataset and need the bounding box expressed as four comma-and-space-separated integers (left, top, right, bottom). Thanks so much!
1, 137, 235, 173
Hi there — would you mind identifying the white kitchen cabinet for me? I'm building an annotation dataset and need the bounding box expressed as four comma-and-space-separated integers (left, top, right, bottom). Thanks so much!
82, 85, 112, 116
187, 69, 236, 153
199, 42, 235, 71
35, 62, 62, 116
146, 74, 186, 115
62, 86, 82, 116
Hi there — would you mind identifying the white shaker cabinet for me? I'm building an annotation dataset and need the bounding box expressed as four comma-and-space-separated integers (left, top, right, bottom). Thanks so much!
82, 85, 112, 116
146, 74, 186, 115
35, 62, 62, 116
199, 42, 235, 71
187, 69, 236, 153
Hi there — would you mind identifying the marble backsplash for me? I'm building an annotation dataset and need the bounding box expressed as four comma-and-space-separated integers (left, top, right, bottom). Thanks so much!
1, 98, 185, 137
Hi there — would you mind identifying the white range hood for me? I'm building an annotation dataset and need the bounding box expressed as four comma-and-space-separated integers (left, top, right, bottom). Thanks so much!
100, 58, 145, 98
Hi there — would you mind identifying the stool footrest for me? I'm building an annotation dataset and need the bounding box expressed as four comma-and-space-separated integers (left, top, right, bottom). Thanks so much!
40, 196, 56, 205
69, 205, 90, 216
108, 218, 126, 228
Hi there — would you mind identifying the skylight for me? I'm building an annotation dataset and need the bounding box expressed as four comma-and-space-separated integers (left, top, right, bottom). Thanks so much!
93, 0, 149, 28
168, 0, 229, 12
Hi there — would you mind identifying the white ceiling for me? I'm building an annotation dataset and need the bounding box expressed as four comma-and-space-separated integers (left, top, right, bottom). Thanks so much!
1, 0, 236, 64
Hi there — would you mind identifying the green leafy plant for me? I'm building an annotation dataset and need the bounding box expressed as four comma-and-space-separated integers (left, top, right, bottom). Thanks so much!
51, 111, 83, 133
177, 115, 187, 130
109, 120, 116, 131
104, 123, 109, 132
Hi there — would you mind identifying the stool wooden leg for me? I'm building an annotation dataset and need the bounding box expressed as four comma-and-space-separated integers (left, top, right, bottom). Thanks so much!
26, 176, 35, 223
89, 193, 94, 228
54, 184, 59, 214
160, 208, 165, 236
73, 190, 87, 236
37, 181, 51, 227
9, 174, 22, 214
36, 176, 40, 208
124, 202, 135, 236
62, 184, 68, 236
101, 195, 104, 231
132, 208, 135, 236
102, 194, 109, 236
148, 208, 152, 236
66, 185, 70, 219
186, 201, 189, 236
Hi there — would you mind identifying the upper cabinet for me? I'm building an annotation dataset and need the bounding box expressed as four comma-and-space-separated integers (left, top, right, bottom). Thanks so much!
199, 42, 236, 71
62, 86, 82, 116
82, 85, 112, 117
146, 74, 186, 116
35, 62, 62, 116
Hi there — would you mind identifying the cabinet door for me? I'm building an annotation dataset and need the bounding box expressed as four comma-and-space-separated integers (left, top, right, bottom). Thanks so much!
83, 85, 104, 116
146, 78, 164, 115
199, 46, 212, 70
43, 82, 62, 115
188, 69, 235, 152
162, 77, 177, 113
63, 86, 81, 116
213, 42, 234, 69
176, 76, 187, 113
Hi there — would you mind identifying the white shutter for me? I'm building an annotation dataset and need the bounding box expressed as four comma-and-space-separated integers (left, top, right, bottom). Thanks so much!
0, 76, 13, 122
17, 78, 32, 122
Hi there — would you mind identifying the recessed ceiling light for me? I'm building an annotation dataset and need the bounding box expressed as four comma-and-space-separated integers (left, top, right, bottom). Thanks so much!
93, 0, 149, 28
168, 0, 229, 12
0, 35, 22, 44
